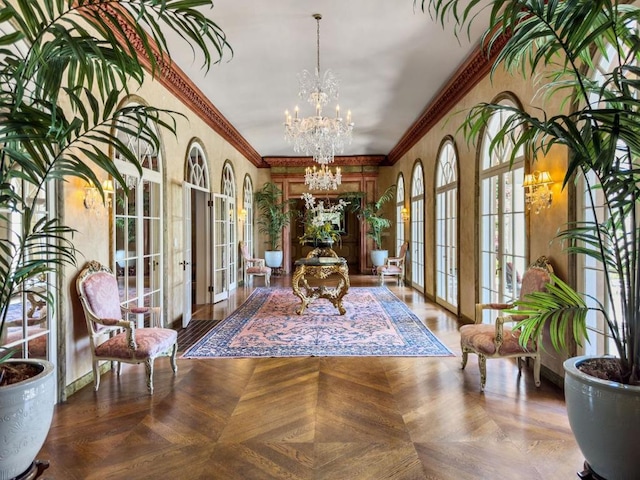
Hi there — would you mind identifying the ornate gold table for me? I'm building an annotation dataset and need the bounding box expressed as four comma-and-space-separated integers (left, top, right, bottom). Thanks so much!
292, 247, 350, 315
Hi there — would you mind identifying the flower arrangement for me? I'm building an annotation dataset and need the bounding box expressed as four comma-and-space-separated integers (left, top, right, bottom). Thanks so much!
298, 193, 349, 246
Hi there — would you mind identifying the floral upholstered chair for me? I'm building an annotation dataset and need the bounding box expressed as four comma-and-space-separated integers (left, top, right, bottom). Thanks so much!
76, 261, 177, 394
378, 241, 409, 285
240, 241, 271, 287
460, 256, 553, 391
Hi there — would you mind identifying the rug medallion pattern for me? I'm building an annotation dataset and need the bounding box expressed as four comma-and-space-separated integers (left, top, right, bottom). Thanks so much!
182, 287, 453, 358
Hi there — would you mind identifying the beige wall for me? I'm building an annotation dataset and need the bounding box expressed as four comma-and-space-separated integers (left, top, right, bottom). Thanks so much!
62, 78, 261, 388
381, 65, 571, 378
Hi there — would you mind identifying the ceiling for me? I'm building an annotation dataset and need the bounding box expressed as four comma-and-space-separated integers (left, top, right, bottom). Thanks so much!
169, 1, 487, 160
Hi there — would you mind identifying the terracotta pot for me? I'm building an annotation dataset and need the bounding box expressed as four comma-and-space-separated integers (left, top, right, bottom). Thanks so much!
564, 356, 640, 480
0, 359, 55, 479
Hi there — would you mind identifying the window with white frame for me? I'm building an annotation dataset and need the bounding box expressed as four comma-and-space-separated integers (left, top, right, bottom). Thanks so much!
479, 99, 526, 320
411, 161, 425, 290
113, 105, 163, 324
243, 175, 254, 255
221, 162, 237, 290
395, 173, 405, 255
435, 139, 458, 310
186, 142, 209, 190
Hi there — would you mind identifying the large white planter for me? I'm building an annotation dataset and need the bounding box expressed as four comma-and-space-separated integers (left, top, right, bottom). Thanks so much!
264, 250, 283, 268
370, 249, 388, 268
564, 356, 640, 480
0, 359, 55, 480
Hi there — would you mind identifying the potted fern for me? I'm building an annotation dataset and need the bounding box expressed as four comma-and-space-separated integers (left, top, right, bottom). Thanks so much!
0, 1, 229, 477
422, 0, 639, 477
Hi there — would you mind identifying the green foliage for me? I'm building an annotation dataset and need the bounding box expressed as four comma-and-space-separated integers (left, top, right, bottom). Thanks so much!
347, 185, 396, 250
0, 0, 231, 357
254, 182, 296, 250
420, 0, 640, 383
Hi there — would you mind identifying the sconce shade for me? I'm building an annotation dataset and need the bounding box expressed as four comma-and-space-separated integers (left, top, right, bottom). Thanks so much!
523, 170, 553, 214
401, 207, 410, 221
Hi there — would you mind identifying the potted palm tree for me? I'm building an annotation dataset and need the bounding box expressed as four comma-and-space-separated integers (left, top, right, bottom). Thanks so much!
360, 185, 396, 268
0, 1, 230, 477
421, 0, 639, 478
254, 182, 296, 268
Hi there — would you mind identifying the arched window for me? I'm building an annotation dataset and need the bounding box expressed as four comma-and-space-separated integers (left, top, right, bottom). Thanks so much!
186, 143, 209, 190
479, 97, 526, 319
243, 175, 254, 255
216, 162, 237, 292
113, 103, 164, 323
395, 174, 405, 255
411, 161, 425, 290
435, 139, 458, 311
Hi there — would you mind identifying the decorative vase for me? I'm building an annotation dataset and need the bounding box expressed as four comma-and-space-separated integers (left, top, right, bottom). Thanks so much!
0, 359, 55, 480
564, 355, 640, 480
264, 250, 283, 268
370, 249, 388, 268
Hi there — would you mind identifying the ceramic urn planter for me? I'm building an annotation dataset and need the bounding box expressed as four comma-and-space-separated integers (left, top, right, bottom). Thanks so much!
0, 359, 55, 480
564, 356, 640, 480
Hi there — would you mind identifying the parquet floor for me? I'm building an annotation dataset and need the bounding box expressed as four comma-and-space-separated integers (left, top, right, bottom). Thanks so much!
38, 275, 584, 479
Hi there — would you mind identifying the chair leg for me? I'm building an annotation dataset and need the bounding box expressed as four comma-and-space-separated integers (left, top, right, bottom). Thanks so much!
265, 273, 270, 287
93, 360, 100, 392
478, 354, 487, 392
533, 355, 541, 387
145, 358, 154, 395
170, 343, 178, 374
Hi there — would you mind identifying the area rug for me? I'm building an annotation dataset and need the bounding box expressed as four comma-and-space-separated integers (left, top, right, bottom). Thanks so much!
182, 287, 453, 358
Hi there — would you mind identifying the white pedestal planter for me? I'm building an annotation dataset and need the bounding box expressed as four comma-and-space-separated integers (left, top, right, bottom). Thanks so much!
264, 250, 283, 268
564, 356, 640, 480
370, 250, 388, 268
0, 359, 55, 480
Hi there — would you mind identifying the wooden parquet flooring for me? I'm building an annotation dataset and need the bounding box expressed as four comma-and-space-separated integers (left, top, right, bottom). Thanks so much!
38, 275, 584, 479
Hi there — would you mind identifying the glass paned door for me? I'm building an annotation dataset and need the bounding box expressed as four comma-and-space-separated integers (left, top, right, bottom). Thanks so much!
212, 193, 230, 303
411, 163, 425, 290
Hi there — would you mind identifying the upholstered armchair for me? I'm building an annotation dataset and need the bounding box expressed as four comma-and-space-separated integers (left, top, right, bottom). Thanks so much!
76, 261, 177, 394
378, 241, 409, 285
460, 256, 553, 391
240, 241, 271, 287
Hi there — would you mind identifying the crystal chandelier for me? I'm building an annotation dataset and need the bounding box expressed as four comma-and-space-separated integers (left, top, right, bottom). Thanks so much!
305, 164, 342, 191
284, 14, 354, 165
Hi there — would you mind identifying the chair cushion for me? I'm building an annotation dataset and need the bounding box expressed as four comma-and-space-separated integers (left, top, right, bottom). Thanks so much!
246, 266, 271, 275
460, 324, 533, 356
379, 265, 402, 274
94, 328, 177, 359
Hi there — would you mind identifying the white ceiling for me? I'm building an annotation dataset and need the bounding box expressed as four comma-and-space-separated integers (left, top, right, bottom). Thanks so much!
170, 1, 487, 159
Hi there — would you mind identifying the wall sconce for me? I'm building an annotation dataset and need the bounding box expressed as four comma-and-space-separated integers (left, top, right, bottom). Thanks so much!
523, 170, 553, 214
84, 179, 114, 213
401, 206, 410, 222
239, 208, 247, 222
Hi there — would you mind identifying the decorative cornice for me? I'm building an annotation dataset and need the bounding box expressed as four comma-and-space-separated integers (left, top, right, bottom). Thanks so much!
98, 4, 265, 168
262, 155, 387, 168
387, 33, 509, 165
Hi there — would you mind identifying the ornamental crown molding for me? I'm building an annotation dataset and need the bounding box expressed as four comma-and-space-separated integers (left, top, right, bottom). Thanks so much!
262, 155, 387, 168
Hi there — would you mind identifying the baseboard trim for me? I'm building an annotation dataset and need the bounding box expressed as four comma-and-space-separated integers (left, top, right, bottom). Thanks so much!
64, 362, 111, 398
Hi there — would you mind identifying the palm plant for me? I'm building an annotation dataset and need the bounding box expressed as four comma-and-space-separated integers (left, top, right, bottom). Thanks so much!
0, 0, 231, 374
254, 182, 296, 251
359, 185, 396, 250
420, 0, 640, 384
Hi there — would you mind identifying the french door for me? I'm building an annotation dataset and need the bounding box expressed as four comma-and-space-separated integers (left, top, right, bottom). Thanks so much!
212, 193, 232, 303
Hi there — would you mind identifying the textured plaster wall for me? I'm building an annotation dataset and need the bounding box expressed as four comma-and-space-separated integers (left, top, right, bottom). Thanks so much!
62, 78, 260, 388
381, 64, 571, 378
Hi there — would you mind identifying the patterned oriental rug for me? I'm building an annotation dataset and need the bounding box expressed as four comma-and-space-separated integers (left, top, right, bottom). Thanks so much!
182, 287, 453, 358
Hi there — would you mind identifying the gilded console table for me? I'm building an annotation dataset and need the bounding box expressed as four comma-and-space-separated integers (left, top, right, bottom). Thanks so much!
292, 247, 350, 315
